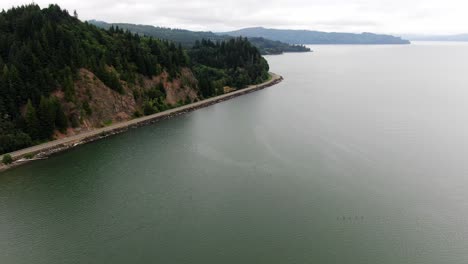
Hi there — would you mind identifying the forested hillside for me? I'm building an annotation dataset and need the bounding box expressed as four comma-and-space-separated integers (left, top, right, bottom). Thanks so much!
0, 4, 269, 154
189, 39, 270, 97
89, 20, 310, 55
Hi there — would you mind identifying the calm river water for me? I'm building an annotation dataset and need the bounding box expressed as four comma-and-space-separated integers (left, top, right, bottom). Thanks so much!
1, 42, 468, 263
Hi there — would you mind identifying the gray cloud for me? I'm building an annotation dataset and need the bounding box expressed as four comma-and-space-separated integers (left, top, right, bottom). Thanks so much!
1, 0, 467, 34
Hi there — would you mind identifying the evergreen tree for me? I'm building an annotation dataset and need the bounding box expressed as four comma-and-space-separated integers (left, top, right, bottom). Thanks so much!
24, 100, 40, 140
38, 96, 55, 139
63, 67, 75, 102
52, 97, 68, 133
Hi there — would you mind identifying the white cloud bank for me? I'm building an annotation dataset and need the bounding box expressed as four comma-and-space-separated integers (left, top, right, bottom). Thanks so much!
1, 0, 467, 34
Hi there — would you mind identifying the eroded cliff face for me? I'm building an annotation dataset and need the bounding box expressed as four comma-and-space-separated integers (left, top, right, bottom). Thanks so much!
52, 68, 199, 137
141, 68, 199, 106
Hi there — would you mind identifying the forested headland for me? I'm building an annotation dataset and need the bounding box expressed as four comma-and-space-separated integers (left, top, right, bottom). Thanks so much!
0, 4, 270, 154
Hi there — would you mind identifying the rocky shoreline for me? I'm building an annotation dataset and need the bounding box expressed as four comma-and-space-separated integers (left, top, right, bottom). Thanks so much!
0, 73, 283, 173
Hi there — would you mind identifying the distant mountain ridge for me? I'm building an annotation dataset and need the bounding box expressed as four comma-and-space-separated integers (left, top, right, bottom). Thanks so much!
88, 20, 225, 47
88, 20, 311, 55
403, 34, 468, 42
220, 27, 410, 45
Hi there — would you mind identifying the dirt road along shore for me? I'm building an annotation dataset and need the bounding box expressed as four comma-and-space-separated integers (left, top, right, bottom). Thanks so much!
0, 73, 283, 172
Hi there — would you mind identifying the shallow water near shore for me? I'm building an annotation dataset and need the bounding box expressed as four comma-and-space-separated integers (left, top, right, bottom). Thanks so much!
1, 42, 468, 263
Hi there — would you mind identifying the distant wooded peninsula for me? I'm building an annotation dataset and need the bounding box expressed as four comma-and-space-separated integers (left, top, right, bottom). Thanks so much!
402, 34, 468, 42
221, 27, 410, 45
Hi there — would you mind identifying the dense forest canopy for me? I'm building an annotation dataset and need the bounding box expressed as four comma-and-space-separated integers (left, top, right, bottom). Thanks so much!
0, 4, 270, 154
189, 38, 269, 97
0, 4, 187, 111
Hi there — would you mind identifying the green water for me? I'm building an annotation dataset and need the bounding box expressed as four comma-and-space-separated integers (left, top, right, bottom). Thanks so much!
1, 42, 468, 263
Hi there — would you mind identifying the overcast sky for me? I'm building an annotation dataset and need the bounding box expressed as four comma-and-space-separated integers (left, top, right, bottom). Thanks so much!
2, 0, 467, 35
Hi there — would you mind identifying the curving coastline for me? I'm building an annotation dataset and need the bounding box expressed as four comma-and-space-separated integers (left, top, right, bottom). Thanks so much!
0, 72, 283, 172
